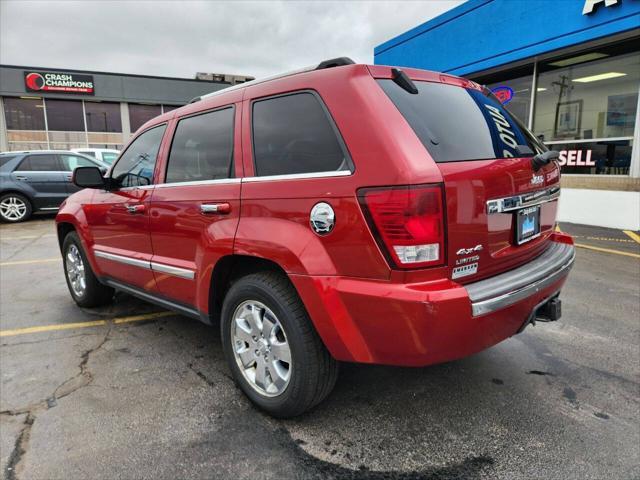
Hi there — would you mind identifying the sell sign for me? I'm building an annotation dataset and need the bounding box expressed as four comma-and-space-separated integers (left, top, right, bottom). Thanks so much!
24, 71, 94, 94
558, 149, 595, 167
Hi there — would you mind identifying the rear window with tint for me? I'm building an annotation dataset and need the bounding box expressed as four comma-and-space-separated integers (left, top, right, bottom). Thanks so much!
252, 92, 351, 177
377, 79, 545, 162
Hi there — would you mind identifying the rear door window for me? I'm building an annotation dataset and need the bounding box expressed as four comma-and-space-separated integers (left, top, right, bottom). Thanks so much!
252, 92, 351, 177
377, 79, 545, 162
166, 107, 234, 183
111, 124, 166, 187
16, 154, 62, 171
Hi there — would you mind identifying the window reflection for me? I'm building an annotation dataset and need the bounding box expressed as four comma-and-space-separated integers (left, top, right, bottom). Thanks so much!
129, 104, 162, 132
3, 97, 45, 130
45, 99, 84, 131
85, 101, 122, 132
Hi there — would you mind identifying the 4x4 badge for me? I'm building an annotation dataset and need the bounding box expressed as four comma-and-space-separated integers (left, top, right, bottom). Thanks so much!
310, 202, 335, 235
456, 244, 483, 256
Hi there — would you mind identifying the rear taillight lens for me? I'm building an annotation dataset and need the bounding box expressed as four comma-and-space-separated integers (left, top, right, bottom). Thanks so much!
358, 184, 445, 269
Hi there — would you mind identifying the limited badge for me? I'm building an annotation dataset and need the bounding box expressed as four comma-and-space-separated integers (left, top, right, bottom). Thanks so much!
310, 202, 335, 235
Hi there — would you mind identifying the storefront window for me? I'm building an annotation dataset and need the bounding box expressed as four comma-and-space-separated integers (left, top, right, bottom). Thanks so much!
3, 97, 45, 130
553, 139, 633, 175
487, 75, 533, 125
534, 49, 639, 143
475, 65, 534, 125
129, 104, 162, 132
45, 99, 84, 131
85, 101, 122, 132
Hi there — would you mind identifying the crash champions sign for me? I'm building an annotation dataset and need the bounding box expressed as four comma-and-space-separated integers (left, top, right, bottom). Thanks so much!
24, 71, 94, 94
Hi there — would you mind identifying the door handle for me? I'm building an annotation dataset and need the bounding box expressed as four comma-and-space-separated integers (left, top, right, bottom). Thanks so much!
201, 203, 231, 214
65, 175, 73, 181
126, 204, 146, 214
15, 176, 28, 181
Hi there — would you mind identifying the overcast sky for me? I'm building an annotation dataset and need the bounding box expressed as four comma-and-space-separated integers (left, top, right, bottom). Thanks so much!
0, 0, 464, 79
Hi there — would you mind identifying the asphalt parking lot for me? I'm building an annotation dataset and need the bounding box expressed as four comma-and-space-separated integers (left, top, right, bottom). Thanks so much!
1, 217, 639, 480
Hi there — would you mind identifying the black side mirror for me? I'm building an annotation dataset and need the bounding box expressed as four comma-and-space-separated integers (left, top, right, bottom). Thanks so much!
516, 144, 534, 156
73, 166, 106, 189
531, 150, 559, 171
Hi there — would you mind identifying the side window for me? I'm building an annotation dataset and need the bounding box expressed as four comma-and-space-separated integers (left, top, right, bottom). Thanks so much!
252, 92, 350, 177
111, 125, 166, 187
16, 154, 61, 172
165, 107, 234, 184
0, 155, 18, 167
60, 154, 98, 171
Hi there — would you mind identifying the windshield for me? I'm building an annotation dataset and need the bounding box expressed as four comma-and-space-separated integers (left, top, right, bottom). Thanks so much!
102, 152, 118, 164
377, 79, 546, 162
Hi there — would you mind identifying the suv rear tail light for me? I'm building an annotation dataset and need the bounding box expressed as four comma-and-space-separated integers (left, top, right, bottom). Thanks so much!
358, 184, 446, 269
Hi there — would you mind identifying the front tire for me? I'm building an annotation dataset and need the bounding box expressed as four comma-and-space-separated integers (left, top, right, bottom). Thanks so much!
62, 232, 114, 308
221, 272, 338, 418
0, 193, 32, 223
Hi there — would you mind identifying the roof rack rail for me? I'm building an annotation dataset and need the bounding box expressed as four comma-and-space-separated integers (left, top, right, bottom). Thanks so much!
189, 58, 356, 104
316, 57, 355, 70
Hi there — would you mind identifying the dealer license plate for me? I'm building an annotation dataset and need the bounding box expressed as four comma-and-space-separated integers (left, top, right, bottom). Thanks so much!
516, 205, 541, 245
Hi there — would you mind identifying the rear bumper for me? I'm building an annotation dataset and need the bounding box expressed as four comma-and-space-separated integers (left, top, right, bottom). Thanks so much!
291, 236, 575, 367
467, 242, 575, 317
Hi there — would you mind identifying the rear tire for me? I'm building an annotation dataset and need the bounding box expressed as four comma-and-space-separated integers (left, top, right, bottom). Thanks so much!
0, 193, 32, 223
62, 232, 114, 308
221, 271, 338, 418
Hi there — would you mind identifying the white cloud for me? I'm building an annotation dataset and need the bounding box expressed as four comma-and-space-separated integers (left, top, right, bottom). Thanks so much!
0, 0, 464, 78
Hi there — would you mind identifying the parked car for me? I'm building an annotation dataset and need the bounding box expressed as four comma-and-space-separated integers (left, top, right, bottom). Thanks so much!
71, 148, 120, 165
0, 150, 107, 222
56, 58, 575, 417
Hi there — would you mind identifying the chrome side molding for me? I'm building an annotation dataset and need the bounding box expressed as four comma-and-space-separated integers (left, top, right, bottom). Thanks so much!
150, 262, 195, 280
93, 249, 195, 280
487, 186, 560, 214
94, 250, 151, 270
242, 170, 352, 183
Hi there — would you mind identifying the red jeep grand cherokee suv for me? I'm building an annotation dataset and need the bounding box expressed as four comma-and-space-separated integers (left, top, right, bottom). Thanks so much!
57, 58, 575, 417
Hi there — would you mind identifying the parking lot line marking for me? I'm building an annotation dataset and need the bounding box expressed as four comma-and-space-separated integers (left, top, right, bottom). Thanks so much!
0, 258, 60, 266
0, 233, 56, 241
623, 230, 640, 244
574, 243, 640, 259
0, 311, 175, 337
0, 319, 107, 337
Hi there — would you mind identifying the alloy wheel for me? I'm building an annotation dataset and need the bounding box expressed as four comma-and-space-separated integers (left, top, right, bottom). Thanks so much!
65, 244, 87, 298
0, 196, 27, 221
231, 300, 292, 397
